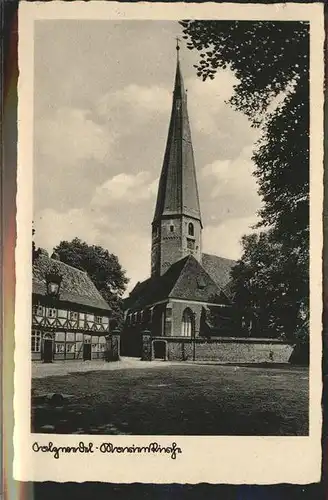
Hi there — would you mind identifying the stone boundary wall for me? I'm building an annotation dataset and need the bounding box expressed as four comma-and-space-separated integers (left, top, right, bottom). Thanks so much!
151, 336, 294, 364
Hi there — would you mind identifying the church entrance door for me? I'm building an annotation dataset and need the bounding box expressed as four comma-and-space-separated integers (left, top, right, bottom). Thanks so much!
153, 340, 167, 360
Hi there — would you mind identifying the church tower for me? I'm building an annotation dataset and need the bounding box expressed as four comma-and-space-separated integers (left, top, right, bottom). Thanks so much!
151, 42, 202, 277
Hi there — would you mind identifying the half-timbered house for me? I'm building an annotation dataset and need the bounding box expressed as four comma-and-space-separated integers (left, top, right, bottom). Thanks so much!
32, 251, 112, 362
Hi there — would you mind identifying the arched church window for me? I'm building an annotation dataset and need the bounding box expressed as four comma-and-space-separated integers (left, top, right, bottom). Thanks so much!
170, 224, 174, 233
181, 308, 194, 337
188, 222, 194, 236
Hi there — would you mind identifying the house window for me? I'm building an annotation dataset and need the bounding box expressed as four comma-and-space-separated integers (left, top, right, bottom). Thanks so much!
70, 311, 78, 320
181, 308, 194, 337
66, 343, 75, 353
188, 222, 194, 236
48, 308, 56, 318
33, 305, 43, 316
92, 341, 106, 352
187, 238, 195, 250
55, 342, 65, 353
95, 316, 102, 324
31, 330, 42, 352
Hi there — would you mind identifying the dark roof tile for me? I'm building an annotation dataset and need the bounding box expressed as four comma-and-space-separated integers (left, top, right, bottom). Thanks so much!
33, 255, 111, 312
201, 253, 236, 289
124, 257, 190, 310
125, 255, 232, 311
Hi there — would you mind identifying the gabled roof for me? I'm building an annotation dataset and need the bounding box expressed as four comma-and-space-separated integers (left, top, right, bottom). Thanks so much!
125, 256, 190, 311
125, 255, 231, 312
33, 254, 111, 312
152, 56, 202, 225
170, 254, 227, 302
201, 253, 236, 290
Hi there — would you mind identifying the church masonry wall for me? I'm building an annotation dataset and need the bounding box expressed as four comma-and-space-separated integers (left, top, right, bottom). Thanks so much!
160, 218, 183, 275
170, 300, 202, 337
155, 337, 294, 363
155, 215, 202, 276
181, 215, 202, 263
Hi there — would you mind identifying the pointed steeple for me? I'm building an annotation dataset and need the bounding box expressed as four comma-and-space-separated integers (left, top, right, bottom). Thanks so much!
151, 43, 203, 277
152, 44, 202, 225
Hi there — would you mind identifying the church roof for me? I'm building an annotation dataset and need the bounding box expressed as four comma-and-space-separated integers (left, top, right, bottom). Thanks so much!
33, 254, 111, 312
152, 54, 202, 225
201, 253, 236, 290
125, 257, 189, 310
125, 254, 231, 311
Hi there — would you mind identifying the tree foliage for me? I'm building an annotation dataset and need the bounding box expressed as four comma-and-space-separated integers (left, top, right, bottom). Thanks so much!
53, 238, 129, 327
180, 21, 309, 337
180, 20, 309, 241
32, 223, 43, 264
231, 232, 308, 340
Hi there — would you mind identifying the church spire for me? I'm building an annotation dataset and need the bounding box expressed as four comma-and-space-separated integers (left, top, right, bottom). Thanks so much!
152, 43, 202, 225
151, 43, 203, 277
176, 36, 180, 56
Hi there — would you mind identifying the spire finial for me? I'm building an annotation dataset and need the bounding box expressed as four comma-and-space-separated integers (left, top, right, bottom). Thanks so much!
176, 36, 180, 57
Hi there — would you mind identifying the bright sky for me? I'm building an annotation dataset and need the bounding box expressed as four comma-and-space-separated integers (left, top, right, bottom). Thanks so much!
33, 20, 262, 292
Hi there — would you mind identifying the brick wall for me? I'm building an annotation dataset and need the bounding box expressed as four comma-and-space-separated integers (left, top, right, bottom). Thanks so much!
160, 218, 183, 275
151, 337, 293, 364
170, 301, 203, 337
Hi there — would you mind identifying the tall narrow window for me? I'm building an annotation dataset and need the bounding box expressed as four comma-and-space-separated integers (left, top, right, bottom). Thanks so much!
188, 222, 194, 236
181, 308, 194, 337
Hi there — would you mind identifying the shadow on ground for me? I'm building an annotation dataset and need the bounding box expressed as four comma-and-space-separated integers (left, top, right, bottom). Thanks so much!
31, 363, 309, 436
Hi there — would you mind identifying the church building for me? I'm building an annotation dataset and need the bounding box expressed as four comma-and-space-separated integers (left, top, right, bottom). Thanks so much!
122, 44, 240, 359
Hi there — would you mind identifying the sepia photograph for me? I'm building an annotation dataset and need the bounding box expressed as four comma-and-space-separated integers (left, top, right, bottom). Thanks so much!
30, 17, 311, 437
15, 1, 323, 485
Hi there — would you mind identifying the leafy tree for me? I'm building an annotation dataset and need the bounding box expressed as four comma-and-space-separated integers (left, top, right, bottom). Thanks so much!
53, 238, 129, 328
180, 20, 309, 244
231, 232, 308, 340
32, 223, 43, 263
180, 21, 309, 338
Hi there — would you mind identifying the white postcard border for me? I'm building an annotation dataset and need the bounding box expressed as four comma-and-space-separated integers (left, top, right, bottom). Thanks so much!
14, 1, 324, 484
